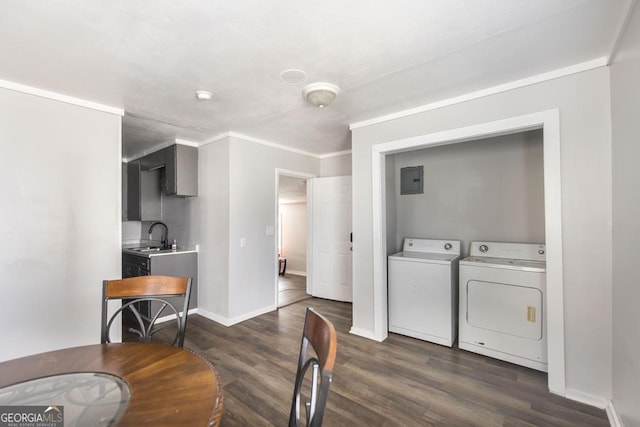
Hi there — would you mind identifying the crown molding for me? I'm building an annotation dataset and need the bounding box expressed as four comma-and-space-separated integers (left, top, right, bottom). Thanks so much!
200, 131, 351, 159
174, 138, 200, 147
0, 78, 124, 116
317, 149, 352, 159
123, 138, 199, 162
349, 57, 607, 130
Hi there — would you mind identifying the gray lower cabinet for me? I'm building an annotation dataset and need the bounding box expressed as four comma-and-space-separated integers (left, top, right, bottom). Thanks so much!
122, 251, 198, 317
150, 252, 198, 312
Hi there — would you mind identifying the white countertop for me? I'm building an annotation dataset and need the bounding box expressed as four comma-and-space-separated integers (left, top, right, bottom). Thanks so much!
122, 241, 199, 258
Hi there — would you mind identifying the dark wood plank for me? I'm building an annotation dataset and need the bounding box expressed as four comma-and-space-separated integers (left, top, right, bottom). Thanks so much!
278, 273, 311, 307
181, 298, 609, 426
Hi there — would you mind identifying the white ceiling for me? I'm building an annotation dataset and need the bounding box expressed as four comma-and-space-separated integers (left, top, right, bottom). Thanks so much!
0, 1, 630, 158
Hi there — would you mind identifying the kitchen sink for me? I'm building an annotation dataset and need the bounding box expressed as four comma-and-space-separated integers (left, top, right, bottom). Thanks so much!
124, 244, 190, 256
129, 246, 163, 253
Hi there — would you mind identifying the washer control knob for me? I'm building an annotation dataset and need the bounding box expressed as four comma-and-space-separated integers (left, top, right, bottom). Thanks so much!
444, 243, 452, 250
538, 249, 545, 255
479, 244, 489, 253
408, 242, 413, 247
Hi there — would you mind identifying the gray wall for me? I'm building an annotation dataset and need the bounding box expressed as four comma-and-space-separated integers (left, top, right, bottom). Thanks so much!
320, 152, 352, 176
227, 136, 319, 319
190, 139, 231, 317
0, 86, 121, 361
146, 194, 192, 246
352, 67, 612, 401
194, 135, 320, 323
388, 130, 544, 256
610, 2, 640, 424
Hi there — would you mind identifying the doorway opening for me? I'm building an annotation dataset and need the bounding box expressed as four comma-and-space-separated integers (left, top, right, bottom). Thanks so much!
370, 110, 565, 394
276, 170, 314, 308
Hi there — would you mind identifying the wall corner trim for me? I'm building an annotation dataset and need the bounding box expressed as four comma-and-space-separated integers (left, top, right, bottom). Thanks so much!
0, 78, 124, 116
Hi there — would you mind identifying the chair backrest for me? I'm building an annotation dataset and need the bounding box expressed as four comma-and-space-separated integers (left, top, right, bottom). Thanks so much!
101, 275, 192, 348
289, 307, 337, 427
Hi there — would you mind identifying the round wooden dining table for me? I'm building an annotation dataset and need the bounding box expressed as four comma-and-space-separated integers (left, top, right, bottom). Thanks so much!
0, 342, 223, 426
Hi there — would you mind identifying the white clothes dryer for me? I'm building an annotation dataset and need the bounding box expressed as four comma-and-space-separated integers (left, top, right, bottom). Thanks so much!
459, 241, 547, 371
388, 238, 460, 347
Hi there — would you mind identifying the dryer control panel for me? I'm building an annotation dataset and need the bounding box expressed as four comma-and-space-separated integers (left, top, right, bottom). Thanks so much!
469, 241, 545, 262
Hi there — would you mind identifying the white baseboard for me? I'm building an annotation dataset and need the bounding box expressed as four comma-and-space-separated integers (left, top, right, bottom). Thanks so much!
606, 400, 623, 427
284, 270, 306, 276
560, 389, 621, 426
349, 326, 384, 341
197, 305, 277, 327
564, 388, 609, 409
156, 308, 198, 324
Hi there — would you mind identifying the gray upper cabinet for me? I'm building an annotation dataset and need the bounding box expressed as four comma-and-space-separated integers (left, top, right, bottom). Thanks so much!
140, 148, 166, 171
126, 160, 141, 220
165, 144, 198, 197
125, 160, 162, 221
123, 144, 197, 220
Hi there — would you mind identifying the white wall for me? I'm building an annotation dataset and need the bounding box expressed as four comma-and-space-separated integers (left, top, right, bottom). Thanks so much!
389, 130, 545, 255
280, 202, 307, 273
0, 87, 121, 362
610, 2, 640, 424
351, 67, 612, 400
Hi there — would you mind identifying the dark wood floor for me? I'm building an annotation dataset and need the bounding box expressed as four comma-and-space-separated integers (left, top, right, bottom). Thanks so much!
181, 298, 609, 427
277, 273, 311, 307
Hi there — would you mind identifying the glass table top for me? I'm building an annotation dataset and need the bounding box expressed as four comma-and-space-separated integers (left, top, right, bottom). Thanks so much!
0, 372, 130, 427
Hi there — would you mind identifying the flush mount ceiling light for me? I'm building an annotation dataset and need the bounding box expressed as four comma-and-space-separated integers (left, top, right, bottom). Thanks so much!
302, 82, 340, 108
195, 90, 213, 100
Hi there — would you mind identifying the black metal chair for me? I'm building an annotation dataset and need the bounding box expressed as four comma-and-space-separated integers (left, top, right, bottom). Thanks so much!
289, 307, 337, 427
101, 275, 192, 348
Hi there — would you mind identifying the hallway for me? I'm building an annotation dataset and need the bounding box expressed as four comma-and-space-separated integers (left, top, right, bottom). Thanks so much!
277, 273, 310, 307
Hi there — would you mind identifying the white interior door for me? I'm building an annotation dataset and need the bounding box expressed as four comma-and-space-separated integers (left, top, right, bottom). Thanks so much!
310, 176, 352, 302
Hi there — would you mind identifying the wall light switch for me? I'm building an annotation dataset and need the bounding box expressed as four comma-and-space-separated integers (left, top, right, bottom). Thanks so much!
266, 226, 274, 236
240, 238, 246, 248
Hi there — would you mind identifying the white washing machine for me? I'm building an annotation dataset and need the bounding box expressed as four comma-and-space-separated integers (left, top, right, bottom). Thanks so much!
458, 241, 547, 371
388, 238, 460, 347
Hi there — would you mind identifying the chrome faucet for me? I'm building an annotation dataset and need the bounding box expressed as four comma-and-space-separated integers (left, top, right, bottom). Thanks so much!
148, 222, 169, 249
